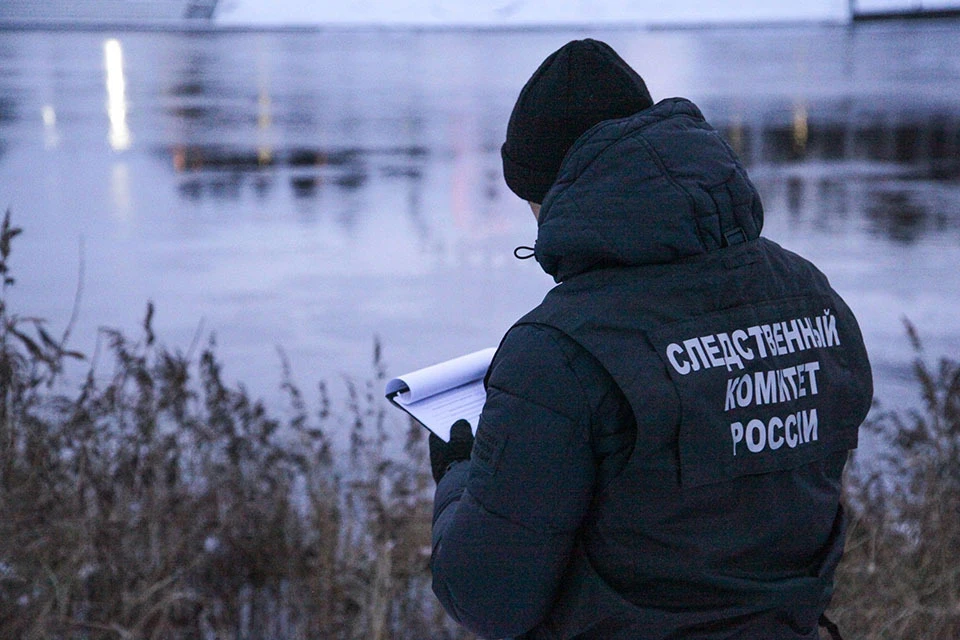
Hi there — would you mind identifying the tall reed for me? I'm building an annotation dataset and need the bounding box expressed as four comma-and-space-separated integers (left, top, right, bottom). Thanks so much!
4, 208, 958, 638
829, 321, 960, 639
0, 209, 472, 639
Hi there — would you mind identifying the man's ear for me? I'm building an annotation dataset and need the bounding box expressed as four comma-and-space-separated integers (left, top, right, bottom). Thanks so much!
528, 201, 541, 221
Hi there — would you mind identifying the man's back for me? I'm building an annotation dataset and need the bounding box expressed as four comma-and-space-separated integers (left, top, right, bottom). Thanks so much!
517, 237, 871, 637
429, 40, 873, 640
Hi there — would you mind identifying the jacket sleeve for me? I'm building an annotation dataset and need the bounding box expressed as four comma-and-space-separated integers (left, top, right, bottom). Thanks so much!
430, 324, 620, 639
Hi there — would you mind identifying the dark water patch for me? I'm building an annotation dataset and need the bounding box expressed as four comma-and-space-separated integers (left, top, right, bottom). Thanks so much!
252, 174, 274, 199
168, 79, 206, 97
158, 143, 427, 203
290, 175, 319, 198
166, 103, 216, 121
713, 98, 960, 244
716, 102, 960, 175
381, 165, 423, 179
0, 96, 16, 125
862, 184, 958, 244
168, 144, 267, 171
333, 172, 367, 190
288, 148, 325, 167
162, 144, 427, 172
755, 170, 960, 244
866, 190, 928, 244
177, 179, 203, 201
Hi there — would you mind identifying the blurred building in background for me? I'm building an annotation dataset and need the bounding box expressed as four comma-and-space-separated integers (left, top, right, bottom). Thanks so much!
0, 0, 219, 24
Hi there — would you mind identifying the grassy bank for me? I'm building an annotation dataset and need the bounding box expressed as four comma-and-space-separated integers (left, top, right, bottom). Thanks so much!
2, 209, 957, 639
827, 321, 960, 638
0, 210, 471, 639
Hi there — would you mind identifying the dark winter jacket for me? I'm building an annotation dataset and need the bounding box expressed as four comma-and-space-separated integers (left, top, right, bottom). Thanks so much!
430, 98, 873, 640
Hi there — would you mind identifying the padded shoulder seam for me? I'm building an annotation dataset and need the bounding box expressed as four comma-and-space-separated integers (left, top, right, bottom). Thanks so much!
501, 323, 615, 438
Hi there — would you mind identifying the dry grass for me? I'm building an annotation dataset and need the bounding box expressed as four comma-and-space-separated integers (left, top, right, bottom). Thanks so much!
0, 209, 473, 639
4, 207, 958, 638
829, 321, 960, 639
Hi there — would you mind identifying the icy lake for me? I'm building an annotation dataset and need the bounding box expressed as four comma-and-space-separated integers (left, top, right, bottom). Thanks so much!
1, 20, 959, 422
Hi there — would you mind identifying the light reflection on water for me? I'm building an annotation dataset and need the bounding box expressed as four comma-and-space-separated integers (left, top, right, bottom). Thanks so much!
0, 23, 958, 426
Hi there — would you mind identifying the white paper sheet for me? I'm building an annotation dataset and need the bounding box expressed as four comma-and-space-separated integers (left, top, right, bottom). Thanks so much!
385, 347, 496, 440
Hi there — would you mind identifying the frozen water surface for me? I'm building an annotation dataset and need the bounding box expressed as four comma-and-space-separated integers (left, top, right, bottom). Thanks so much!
1, 22, 958, 420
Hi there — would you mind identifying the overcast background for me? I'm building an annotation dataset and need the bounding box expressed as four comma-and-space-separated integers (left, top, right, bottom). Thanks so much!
215, 0, 960, 27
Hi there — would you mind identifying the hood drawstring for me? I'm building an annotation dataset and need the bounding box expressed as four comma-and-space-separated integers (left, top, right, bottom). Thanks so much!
513, 245, 536, 260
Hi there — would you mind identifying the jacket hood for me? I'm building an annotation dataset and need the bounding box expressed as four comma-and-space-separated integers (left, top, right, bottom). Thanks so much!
534, 98, 764, 282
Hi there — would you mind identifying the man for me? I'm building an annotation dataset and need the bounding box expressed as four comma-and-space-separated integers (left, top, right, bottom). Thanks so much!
428, 39, 872, 640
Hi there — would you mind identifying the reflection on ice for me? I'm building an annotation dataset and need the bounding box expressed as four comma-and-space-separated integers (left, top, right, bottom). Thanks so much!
166, 144, 428, 210
42, 103, 58, 148
711, 99, 960, 244
159, 97, 960, 246
0, 24, 958, 412
104, 38, 131, 151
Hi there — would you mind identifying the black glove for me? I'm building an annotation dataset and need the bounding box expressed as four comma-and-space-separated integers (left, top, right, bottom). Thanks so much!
429, 419, 475, 484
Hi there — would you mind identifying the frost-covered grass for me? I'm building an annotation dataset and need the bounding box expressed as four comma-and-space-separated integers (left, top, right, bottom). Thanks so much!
2, 208, 957, 638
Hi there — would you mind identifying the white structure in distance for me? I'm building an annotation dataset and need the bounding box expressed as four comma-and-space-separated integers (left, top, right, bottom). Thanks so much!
218, 0, 960, 27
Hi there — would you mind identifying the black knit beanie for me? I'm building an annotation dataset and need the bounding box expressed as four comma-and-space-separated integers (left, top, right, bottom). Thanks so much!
501, 39, 654, 204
